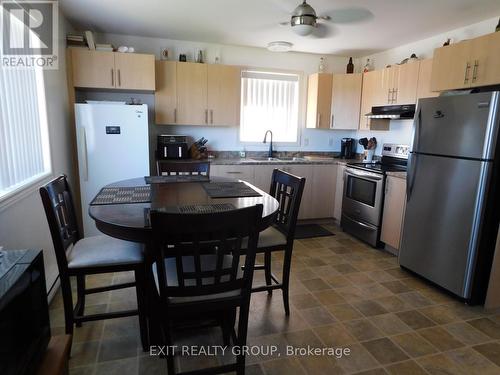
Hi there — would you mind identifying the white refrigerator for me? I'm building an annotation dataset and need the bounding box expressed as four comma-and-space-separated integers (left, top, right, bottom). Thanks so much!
75, 103, 150, 237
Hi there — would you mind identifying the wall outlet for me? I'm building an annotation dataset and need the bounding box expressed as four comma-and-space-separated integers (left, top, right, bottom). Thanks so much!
304, 137, 309, 146
239, 151, 246, 158
329, 137, 334, 147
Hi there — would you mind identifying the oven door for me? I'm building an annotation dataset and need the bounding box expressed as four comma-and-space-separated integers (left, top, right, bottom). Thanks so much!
342, 167, 384, 226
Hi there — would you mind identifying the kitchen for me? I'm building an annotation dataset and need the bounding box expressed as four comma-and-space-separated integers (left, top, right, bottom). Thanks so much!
1, 1, 500, 374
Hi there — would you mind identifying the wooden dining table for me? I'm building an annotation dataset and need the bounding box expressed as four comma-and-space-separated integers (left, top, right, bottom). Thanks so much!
88, 176, 280, 347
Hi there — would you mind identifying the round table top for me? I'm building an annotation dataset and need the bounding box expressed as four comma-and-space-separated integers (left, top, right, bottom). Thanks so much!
89, 177, 280, 243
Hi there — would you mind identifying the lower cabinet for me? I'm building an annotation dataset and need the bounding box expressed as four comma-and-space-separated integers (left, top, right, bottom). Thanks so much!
210, 165, 255, 185
333, 164, 346, 222
380, 176, 407, 251
210, 163, 338, 220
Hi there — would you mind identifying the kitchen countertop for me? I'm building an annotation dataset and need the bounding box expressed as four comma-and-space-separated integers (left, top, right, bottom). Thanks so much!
158, 157, 361, 166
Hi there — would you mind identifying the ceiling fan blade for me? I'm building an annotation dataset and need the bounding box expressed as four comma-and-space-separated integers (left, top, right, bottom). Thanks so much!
327, 7, 374, 24
310, 23, 335, 38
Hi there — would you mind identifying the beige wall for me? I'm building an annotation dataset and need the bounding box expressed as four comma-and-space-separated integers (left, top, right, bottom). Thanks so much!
0, 11, 76, 296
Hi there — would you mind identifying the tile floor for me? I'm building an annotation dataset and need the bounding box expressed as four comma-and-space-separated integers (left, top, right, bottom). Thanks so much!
49, 225, 500, 375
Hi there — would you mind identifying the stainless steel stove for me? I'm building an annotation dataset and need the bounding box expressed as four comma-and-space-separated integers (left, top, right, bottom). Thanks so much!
341, 143, 409, 247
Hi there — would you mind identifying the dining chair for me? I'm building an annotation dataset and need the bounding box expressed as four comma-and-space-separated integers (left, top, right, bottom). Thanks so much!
246, 169, 305, 315
39, 175, 148, 350
149, 204, 263, 375
157, 160, 210, 176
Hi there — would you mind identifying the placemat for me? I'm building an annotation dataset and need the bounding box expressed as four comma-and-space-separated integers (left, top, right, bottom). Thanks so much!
145, 175, 209, 184
202, 182, 261, 198
144, 203, 236, 226
90, 186, 151, 205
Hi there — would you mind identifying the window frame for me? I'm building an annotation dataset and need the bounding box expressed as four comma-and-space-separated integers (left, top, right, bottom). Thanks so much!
238, 66, 307, 146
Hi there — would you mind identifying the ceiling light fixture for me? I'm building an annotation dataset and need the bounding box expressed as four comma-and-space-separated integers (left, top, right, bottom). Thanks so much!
291, 1, 317, 36
267, 41, 293, 52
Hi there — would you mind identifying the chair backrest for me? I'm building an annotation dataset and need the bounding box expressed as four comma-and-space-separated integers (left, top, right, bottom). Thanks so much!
269, 169, 306, 241
39, 175, 80, 273
157, 161, 210, 177
150, 204, 263, 307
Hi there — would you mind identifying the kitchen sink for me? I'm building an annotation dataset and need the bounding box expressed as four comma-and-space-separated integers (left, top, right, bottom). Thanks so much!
245, 157, 307, 163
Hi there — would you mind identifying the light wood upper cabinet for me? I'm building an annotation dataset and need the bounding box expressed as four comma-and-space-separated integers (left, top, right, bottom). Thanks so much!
395, 62, 419, 104
207, 64, 241, 126
381, 176, 407, 251
71, 49, 115, 89
331, 73, 362, 130
114, 53, 155, 90
306, 73, 333, 129
70, 49, 155, 90
431, 40, 471, 91
431, 32, 500, 91
359, 69, 383, 130
176, 62, 208, 125
416, 58, 439, 100
155, 61, 177, 124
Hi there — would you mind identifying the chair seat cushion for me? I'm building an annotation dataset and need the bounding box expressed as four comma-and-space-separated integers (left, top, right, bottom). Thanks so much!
242, 226, 287, 250
152, 255, 242, 304
67, 235, 143, 269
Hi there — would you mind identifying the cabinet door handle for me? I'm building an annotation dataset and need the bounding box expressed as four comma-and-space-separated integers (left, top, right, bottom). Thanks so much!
464, 62, 471, 84
210, 109, 213, 124
205, 109, 208, 124
330, 114, 334, 129
111, 69, 114, 86
118, 69, 121, 86
472, 60, 479, 83
174, 108, 177, 123
393, 89, 398, 104
317, 113, 321, 127
226, 171, 242, 174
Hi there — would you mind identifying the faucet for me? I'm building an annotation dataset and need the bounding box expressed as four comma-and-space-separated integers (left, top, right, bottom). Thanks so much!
263, 130, 273, 158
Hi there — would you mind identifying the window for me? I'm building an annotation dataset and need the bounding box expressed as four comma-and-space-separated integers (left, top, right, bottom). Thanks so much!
240, 70, 300, 143
0, 16, 51, 200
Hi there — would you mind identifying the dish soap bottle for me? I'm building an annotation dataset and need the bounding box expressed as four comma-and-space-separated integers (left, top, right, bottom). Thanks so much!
346, 57, 354, 74
363, 58, 373, 73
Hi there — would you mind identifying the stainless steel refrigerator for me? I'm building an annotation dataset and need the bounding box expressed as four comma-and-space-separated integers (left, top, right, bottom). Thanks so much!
399, 91, 500, 304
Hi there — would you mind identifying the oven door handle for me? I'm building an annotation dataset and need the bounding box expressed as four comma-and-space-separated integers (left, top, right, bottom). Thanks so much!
345, 168, 383, 181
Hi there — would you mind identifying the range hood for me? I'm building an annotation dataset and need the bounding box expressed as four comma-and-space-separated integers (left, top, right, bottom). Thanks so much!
365, 104, 416, 120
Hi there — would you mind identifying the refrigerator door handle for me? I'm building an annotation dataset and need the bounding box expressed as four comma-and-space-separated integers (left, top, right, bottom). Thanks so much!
79, 127, 89, 182
406, 153, 419, 201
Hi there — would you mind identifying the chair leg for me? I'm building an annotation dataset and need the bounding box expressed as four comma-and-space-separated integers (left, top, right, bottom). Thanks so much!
75, 275, 85, 327
264, 251, 273, 295
134, 268, 149, 352
164, 323, 176, 375
60, 276, 74, 339
281, 247, 293, 316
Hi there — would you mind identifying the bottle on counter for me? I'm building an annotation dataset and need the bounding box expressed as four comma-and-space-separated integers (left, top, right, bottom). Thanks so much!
346, 57, 354, 74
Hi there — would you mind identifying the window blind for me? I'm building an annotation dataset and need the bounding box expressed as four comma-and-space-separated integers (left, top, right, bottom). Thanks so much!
240, 70, 299, 143
0, 16, 51, 199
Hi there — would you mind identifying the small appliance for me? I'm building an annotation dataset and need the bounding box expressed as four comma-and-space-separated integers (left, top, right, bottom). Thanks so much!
157, 135, 189, 160
339, 138, 356, 159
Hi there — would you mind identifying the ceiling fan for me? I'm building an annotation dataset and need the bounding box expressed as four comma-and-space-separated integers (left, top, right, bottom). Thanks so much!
277, 0, 373, 38
279, 0, 332, 36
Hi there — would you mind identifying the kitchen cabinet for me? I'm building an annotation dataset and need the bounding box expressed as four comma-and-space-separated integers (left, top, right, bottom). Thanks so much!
359, 69, 383, 130
394, 62, 420, 104
210, 165, 255, 185
113, 52, 155, 90
71, 49, 115, 89
380, 175, 407, 251
431, 32, 500, 91
71, 49, 155, 90
306, 73, 333, 129
253, 165, 277, 192
309, 165, 337, 218
333, 163, 346, 222
155, 61, 177, 124
416, 58, 439, 100
176, 62, 208, 125
207, 64, 241, 126
330, 73, 362, 130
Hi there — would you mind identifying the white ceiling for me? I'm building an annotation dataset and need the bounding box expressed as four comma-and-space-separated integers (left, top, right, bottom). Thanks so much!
60, 0, 500, 56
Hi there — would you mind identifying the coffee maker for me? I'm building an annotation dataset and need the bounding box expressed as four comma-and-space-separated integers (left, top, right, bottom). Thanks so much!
339, 138, 356, 159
